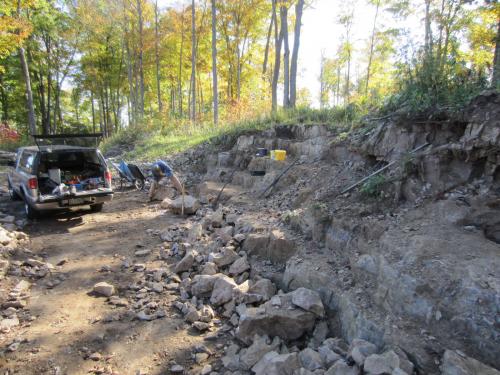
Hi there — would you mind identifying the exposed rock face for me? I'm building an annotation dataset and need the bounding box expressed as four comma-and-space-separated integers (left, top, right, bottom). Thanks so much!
440, 350, 500, 375
237, 292, 317, 344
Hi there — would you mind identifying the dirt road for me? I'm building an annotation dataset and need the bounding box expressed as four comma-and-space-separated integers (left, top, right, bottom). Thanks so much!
0, 184, 217, 375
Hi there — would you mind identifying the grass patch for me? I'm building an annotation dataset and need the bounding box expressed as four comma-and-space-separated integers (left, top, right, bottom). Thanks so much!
100, 107, 356, 161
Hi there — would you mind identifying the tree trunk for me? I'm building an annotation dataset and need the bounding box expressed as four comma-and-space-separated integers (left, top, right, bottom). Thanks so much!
211, 0, 219, 124
190, 0, 196, 121
19, 47, 37, 136
16, 0, 36, 136
91, 90, 96, 133
263, 0, 276, 76
290, 0, 304, 108
0, 73, 8, 121
271, 1, 284, 112
493, 19, 500, 88
178, 8, 185, 117
281, 5, 290, 108
137, 0, 145, 118
365, 0, 380, 94
155, 0, 163, 112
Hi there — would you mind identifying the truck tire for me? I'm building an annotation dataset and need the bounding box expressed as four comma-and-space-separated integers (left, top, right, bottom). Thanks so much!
24, 201, 40, 219
90, 203, 104, 212
8, 179, 21, 201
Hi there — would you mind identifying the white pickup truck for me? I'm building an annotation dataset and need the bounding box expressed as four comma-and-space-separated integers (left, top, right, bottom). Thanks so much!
7, 145, 113, 218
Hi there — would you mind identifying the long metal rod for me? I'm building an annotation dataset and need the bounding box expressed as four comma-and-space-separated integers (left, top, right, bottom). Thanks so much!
340, 142, 430, 195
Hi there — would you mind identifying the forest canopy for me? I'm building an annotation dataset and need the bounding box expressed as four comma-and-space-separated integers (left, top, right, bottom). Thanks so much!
0, 0, 498, 142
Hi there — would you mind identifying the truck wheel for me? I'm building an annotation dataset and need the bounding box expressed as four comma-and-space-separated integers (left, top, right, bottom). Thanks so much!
8, 180, 21, 201
25, 202, 40, 219
90, 203, 104, 212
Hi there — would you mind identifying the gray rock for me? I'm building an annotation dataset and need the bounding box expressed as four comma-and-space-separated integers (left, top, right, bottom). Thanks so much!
222, 343, 241, 371
348, 339, 377, 366
299, 348, 324, 371
354, 254, 377, 274
252, 351, 301, 375
0, 316, 19, 331
240, 335, 281, 370
134, 249, 151, 257
229, 256, 250, 276
237, 293, 317, 344
201, 262, 218, 275
325, 360, 359, 375
93, 282, 115, 297
170, 195, 200, 215
210, 247, 239, 267
291, 288, 325, 317
170, 364, 185, 373
363, 351, 400, 375
191, 274, 219, 296
248, 278, 276, 301
175, 252, 195, 273
210, 275, 238, 306
318, 346, 342, 368
440, 350, 500, 375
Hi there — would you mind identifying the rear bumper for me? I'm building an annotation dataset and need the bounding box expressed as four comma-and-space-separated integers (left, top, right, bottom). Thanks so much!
31, 192, 113, 211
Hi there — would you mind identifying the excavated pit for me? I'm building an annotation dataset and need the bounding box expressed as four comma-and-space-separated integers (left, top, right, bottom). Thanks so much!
187, 91, 500, 374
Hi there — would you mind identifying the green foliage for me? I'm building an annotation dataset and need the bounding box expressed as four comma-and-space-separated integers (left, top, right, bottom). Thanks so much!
99, 106, 357, 160
360, 174, 387, 198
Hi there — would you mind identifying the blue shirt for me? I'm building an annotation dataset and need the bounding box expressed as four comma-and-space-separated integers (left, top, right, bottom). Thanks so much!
153, 160, 173, 180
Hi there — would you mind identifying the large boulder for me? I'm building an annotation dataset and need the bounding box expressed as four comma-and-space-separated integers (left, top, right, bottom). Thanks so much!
237, 292, 317, 344
169, 195, 200, 215
440, 350, 500, 375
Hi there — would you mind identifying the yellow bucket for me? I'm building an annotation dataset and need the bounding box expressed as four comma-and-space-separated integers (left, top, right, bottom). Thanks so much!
272, 150, 287, 161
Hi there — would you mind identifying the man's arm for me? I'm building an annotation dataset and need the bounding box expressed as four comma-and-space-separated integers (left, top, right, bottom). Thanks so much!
170, 173, 184, 193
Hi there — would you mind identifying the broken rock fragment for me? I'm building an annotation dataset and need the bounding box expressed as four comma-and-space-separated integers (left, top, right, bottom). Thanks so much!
210, 275, 238, 306
440, 350, 500, 375
252, 351, 301, 375
291, 287, 325, 317
237, 292, 317, 344
93, 282, 115, 297
169, 195, 200, 215
229, 256, 250, 276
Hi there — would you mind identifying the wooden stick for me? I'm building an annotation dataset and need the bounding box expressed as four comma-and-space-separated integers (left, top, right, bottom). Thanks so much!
181, 184, 185, 216
339, 143, 430, 195
259, 158, 299, 198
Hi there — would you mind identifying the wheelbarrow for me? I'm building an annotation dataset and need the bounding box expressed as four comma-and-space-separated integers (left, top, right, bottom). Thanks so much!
110, 160, 146, 190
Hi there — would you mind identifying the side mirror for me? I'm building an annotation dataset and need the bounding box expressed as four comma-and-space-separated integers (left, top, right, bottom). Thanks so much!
7, 160, 15, 167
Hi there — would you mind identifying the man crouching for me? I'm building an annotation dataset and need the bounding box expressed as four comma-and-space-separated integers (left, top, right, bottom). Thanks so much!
149, 160, 183, 202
